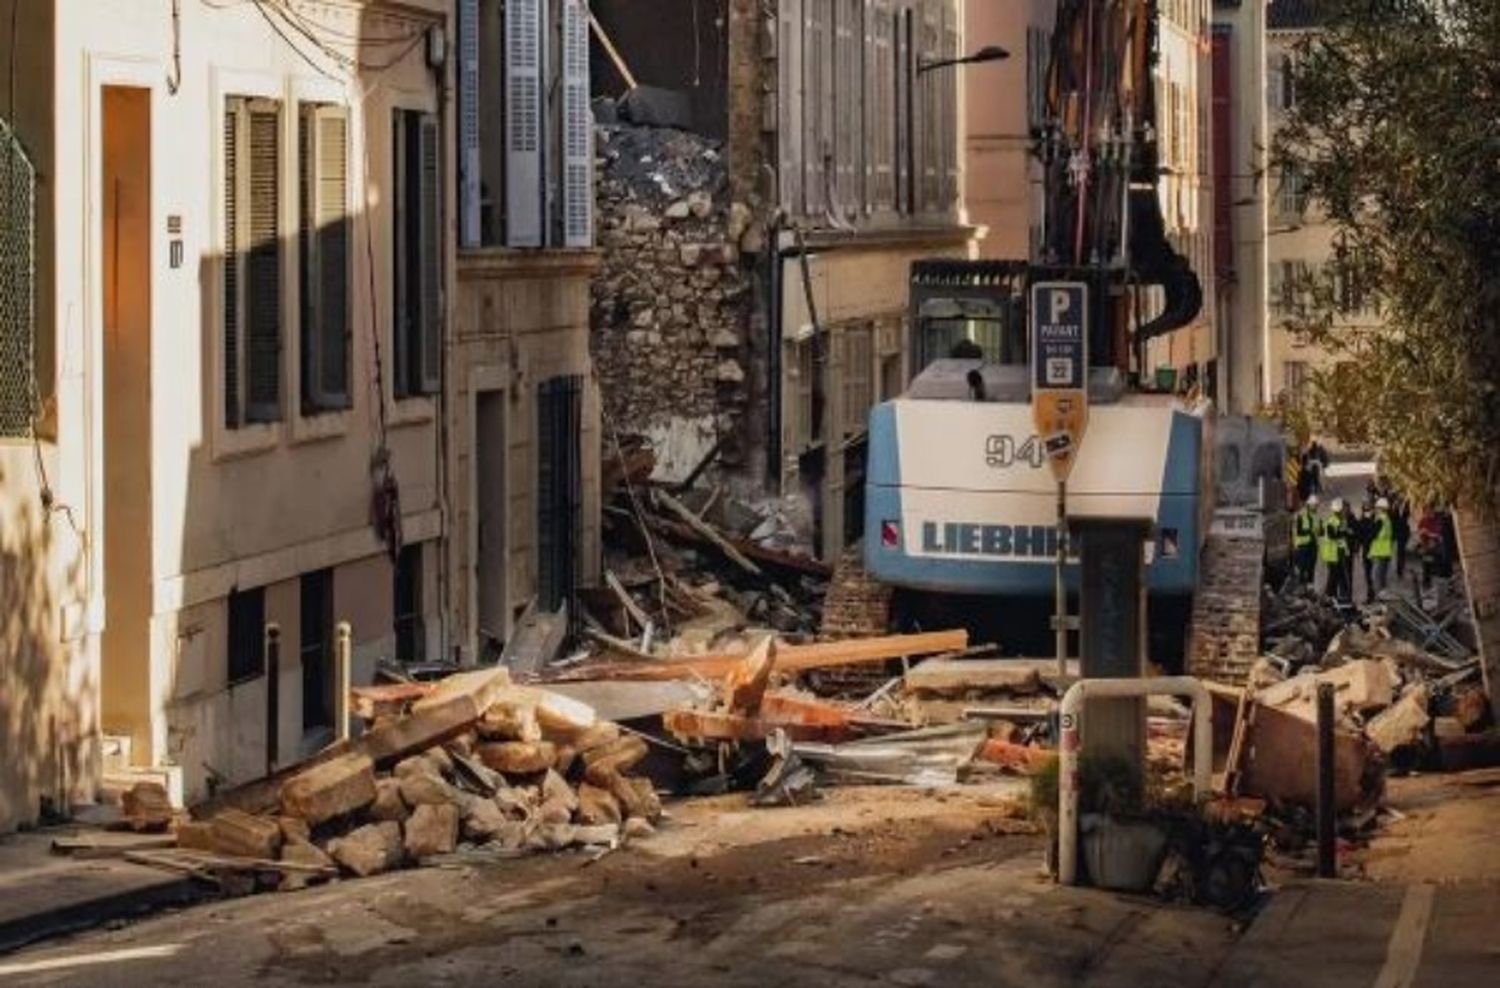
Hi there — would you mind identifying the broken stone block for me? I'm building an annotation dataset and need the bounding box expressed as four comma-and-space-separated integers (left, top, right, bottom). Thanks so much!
1455, 686, 1491, 733
398, 769, 459, 808
679, 243, 704, 266
461, 795, 510, 843
493, 786, 535, 820
710, 327, 741, 349
394, 754, 437, 779
478, 703, 542, 743
278, 816, 312, 844
554, 745, 578, 776
541, 770, 579, 813
574, 824, 621, 847
574, 722, 621, 755
623, 817, 655, 841
477, 741, 557, 776
715, 359, 745, 384
576, 784, 622, 826
581, 736, 649, 786
279, 838, 336, 891
447, 732, 477, 758
422, 746, 455, 776
121, 781, 175, 833
494, 820, 533, 850
664, 199, 691, 220
1366, 685, 1431, 754
278, 752, 378, 826
612, 774, 662, 824
209, 808, 283, 860
368, 778, 410, 823
174, 820, 216, 852
686, 191, 713, 218
404, 803, 460, 860
329, 821, 404, 877
527, 823, 577, 852
537, 798, 574, 826
726, 201, 752, 240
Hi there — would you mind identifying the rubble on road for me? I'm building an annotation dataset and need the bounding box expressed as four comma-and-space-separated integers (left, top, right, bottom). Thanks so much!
106, 667, 663, 895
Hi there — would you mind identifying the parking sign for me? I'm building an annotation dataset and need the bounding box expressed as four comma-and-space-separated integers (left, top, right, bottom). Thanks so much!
1030, 282, 1090, 482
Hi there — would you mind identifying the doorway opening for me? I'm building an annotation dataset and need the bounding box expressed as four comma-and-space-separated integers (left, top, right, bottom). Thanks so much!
99, 85, 155, 764
475, 388, 508, 657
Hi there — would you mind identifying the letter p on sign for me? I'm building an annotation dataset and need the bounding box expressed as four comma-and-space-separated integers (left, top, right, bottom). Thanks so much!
1049, 289, 1072, 323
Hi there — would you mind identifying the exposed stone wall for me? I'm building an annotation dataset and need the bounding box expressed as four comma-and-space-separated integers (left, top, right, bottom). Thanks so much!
591, 124, 756, 479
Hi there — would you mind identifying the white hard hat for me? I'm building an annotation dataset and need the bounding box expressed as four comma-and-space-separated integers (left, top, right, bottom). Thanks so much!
1331, 498, 1345, 512
1377, 497, 1390, 510
1306, 495, 1320, 507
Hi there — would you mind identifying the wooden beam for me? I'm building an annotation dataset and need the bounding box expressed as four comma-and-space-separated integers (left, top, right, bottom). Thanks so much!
551, 629, 969, 683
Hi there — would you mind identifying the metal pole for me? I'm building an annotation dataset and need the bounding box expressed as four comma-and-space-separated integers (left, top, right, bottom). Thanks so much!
1316, 681, 1337, 878
1056, 480, 1068, 677
264, 623, 281, 774
335, 621, 353, 743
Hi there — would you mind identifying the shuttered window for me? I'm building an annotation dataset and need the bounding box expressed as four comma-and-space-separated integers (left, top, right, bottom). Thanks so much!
505, 0, 543, 247
223, 97, 283, 428
561, 0, 593, 247
393, 109, 442, 398
298, 103, 350, 413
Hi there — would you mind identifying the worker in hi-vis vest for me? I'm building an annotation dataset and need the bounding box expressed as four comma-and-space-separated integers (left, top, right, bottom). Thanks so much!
1320, 498, 1351, 603
1368, 496, 1396, 597
1293, 495, 1320, 585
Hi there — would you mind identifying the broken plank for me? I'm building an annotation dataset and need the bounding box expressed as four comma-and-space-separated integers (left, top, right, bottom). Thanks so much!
655, 490, 762, 576
500, 602, 569, 675
605, 570, 652, 633
51, 834, 179, 859
350, 682, 430, 721
551, 630, 969, 683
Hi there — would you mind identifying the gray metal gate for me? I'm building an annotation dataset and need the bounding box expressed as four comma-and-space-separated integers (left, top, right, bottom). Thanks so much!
0, 115, 36, 438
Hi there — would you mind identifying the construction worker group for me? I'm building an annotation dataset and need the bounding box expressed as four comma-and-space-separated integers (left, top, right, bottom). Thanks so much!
1291, 486, 1406, 605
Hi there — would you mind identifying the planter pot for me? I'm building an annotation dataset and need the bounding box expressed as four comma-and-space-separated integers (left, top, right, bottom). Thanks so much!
1080, 813, 1168, 892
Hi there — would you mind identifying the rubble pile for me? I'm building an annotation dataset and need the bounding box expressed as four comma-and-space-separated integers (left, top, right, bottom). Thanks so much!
591, 124, 756, 468
114, 668, 661, 893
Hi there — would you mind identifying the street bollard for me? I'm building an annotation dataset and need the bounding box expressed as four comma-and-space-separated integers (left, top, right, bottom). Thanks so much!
335, 621, 352, 742
1316, 682, 1337, 878
265, 623, 281, 774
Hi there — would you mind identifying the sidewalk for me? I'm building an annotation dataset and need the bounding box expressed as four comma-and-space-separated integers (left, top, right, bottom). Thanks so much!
0, 827, 209, 954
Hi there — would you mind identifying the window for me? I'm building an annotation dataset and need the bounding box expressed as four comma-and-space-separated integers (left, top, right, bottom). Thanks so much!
298, 104, 350, 414
1284, 360, 1308, 398
227, 586, 267, 686
392, 108, 441, 399
394, 545, 424, 663
1278, 164, 1308, 218
0, 116, 35, 438
223, 97, 283, 427
458, 0, 593, 248
536, 377, 583, 620
1026, 26, 1049, 130
841, 322, 875, 436
1280, 55, 1296, 110
300, 569, 333, 730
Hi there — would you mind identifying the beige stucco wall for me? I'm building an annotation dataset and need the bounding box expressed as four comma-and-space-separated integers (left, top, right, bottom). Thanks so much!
1, 0, 453, 814
963, 0, 1051, 260
450, 251, 602, 662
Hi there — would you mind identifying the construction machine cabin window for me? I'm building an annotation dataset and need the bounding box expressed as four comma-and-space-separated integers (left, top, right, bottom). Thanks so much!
298, 103, 351, 414
392, 109, 441, 399
915, 298, 1023, 370
223, 97, 284, 428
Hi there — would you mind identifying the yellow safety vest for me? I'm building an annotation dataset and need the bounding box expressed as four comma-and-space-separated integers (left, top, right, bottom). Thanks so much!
1319, 514, 1346, 563
1293, 509, 1318, 548
1369, 512, 1395, 560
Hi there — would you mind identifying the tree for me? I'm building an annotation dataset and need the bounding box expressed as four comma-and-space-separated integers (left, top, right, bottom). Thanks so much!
1275, 0, 1500, 513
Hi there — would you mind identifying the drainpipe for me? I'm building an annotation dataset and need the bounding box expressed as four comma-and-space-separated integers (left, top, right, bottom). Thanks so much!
1057, 676, 1213, 886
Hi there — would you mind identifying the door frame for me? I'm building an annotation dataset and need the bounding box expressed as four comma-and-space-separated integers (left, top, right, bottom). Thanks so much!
467, 362, 511, 660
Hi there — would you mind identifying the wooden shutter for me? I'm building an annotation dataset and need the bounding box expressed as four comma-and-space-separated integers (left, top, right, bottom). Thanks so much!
245, 100, 282, 423
778, 0, 804, 214
918, 0, 940, 212
417, 114, 442, 395
223, 102, 241, 428
871, 0, 893, 212
301, 105, 350, 411
802, 0, 827, 217
940, 0, 958, 212
505, 0, 544, 247
392, 110, 412, 396
458, 0, 482, 248
561, 0, 592, 247
834, 0, 861, 218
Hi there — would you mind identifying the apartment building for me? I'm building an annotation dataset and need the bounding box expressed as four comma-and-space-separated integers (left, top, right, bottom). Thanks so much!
1263, 0, 1368, 406
587, 0, 972, 561
447, 0, 601, 663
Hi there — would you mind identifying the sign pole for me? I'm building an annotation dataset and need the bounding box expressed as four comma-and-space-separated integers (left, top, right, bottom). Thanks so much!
1055, 480, 1067, 678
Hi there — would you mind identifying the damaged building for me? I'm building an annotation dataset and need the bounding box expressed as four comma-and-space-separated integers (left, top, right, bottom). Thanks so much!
588, 0, 972, 560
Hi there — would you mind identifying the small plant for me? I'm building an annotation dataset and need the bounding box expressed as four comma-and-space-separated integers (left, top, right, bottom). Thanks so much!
1027, 752, 1148, 823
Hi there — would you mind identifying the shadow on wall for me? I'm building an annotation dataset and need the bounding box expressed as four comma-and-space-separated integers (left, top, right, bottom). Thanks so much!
0, 461, 97, 830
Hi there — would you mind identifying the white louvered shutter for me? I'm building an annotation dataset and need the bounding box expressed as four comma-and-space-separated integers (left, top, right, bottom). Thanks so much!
418, 114, 442, 394
458, 0, 481, 248
872, 0, 893, 212
301, 104, 350, 410
506, 0, 544, 247
223, 101, 241, 428
803, 0, 826, 217
779, 0, 804, 214
940, 0, 958, 212
561, 0, 592, 247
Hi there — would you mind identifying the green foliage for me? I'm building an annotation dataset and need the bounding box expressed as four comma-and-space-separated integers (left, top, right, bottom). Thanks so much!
1274, 0, 1500, 513
1027, 752, 1146, 823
